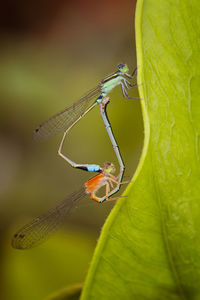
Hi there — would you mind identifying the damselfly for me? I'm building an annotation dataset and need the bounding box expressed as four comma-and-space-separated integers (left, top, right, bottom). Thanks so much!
12, 162, 127, 249
35, 64, 137, 173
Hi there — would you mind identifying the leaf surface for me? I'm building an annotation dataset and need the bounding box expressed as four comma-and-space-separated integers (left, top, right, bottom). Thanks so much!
81, 0, 200, 299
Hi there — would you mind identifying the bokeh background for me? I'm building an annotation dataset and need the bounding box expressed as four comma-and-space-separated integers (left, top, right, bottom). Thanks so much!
0, 0, 143, 299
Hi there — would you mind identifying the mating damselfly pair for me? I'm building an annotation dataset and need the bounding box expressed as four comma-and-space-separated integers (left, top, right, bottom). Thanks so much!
12, 63, 138, 249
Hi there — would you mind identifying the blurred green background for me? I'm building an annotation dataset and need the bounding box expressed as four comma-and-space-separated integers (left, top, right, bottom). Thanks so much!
0, 0, 143, 299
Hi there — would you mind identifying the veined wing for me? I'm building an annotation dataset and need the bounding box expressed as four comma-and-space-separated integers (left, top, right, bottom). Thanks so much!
34, 85, 101, 140
12, 187, 86, 249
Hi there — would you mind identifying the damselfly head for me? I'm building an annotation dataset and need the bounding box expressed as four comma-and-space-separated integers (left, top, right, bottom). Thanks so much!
118, 63, 129, 73
103, 162, 115, 174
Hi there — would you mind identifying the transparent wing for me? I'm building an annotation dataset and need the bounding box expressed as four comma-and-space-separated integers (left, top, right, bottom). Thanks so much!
34, 86, 101, 140
12, 187, 86, 249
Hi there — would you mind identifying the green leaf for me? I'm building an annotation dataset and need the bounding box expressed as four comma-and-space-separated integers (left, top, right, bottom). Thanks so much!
80, 0, 200, 299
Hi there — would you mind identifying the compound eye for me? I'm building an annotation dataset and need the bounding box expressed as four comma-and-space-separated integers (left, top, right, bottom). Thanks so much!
118, 63, 125, 70
118, 63, 129, 73
104, 162, 111, 169
103, 162, 115, 174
